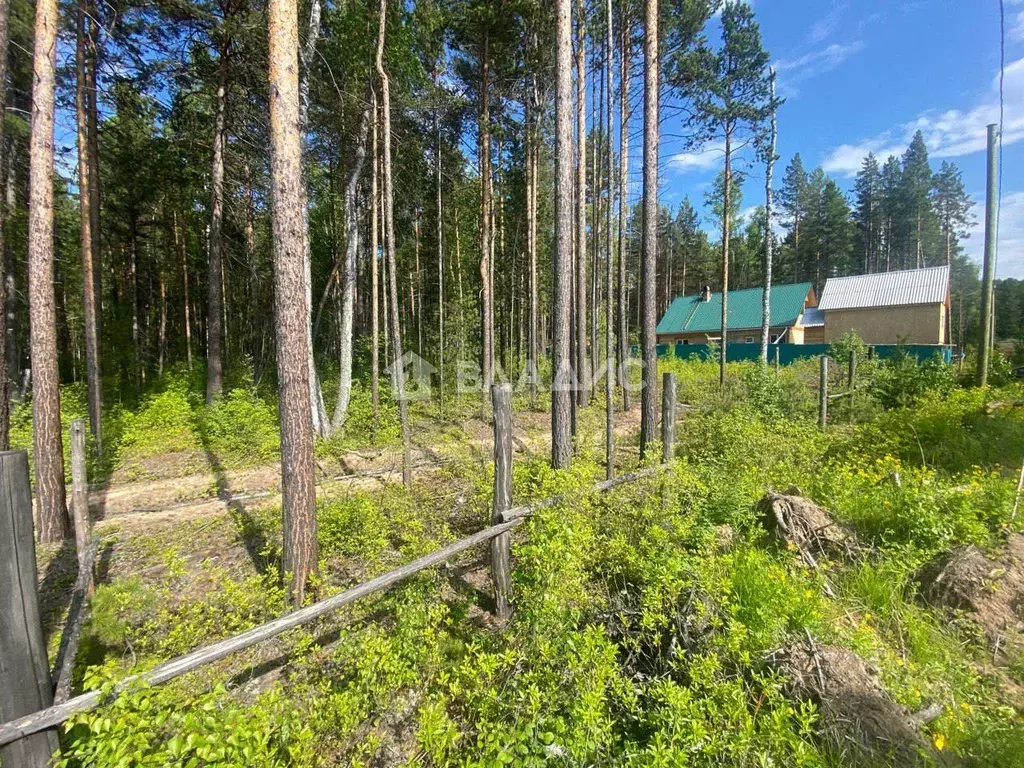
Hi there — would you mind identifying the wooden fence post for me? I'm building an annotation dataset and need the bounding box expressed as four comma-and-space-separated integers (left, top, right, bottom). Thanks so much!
490, 384, 513, 621
70, 419, 90, 561
661, 372, 676, 463
774, 346, 780, 372
819, 355, 828, 430
0, 450, 60, 766
848, 350, 857, 423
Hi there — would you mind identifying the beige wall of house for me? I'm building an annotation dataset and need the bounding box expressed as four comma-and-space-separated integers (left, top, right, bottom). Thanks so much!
823, 303, 946, 345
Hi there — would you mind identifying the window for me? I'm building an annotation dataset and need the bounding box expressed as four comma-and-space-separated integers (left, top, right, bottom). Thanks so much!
682, 339, 690, 345
744, 336, 753, 344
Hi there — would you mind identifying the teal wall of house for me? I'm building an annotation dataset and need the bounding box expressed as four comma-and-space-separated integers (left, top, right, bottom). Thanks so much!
649, 343, 952, 365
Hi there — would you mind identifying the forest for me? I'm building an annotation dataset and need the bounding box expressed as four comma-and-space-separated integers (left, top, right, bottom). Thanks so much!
0, 0, 1021, 766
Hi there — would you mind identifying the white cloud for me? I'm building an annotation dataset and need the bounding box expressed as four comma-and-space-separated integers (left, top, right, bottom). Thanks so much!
773, 41, 865, 96
1012, 11, 1024, 42
964, 191, 1024, 278
822, 57, 1024, 177
806, 4, 847, 45
668, 141, 726, 172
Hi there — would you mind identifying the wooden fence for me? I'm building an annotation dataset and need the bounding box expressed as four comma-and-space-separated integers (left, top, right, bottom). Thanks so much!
0, 377, 680, 762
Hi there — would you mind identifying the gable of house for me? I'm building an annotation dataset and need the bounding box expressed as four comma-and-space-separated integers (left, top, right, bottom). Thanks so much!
818, 266, 950, 311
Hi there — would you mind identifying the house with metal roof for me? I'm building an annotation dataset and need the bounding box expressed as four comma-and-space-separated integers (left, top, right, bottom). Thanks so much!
656, 282, 818, 346
817, 265, 950, 345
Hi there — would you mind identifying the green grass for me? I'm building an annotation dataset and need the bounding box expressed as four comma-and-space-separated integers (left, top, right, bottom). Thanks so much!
27, 360, 1024, 766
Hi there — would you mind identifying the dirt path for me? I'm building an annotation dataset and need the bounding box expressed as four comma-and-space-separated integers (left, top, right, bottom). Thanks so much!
90, 404, 646, 528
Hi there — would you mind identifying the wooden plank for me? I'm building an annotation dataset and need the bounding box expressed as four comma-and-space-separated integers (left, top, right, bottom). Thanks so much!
0, 450, 60, 765
0, 516, 521, 747
661, 372, 676, 463
490, 384, 513, 620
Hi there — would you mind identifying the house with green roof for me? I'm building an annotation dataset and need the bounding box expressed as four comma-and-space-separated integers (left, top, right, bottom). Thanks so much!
656, 282, 818, 346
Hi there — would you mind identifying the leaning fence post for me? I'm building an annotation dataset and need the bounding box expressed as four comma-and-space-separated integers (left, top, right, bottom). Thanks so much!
70, 419, 90, 561
661, 372, 677, 462
0, 450, 60, 766
819, 355, 828, 430
490, 384, 513, 621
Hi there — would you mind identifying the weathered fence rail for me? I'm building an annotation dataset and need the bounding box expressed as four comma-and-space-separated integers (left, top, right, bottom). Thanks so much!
0, 377, 680, 757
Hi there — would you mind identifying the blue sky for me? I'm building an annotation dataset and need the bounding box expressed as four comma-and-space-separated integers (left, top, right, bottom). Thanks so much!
659, 0, 1023, 278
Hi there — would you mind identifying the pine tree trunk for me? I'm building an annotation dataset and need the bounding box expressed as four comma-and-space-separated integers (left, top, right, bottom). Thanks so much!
298, 0, 329, 436
268, 0, 318, 606
639, 0, 659, 459
376, 0, 411, 486
552, 0, 574, 469
617, 2, 630, 412
760, 70, 776, 364
76, 0, 102, 451
28, 0, 70, 542
575, 2, 590, 408
370, 89, 380, 430
86, 0, 101, 343
0, 0, 10, 450
604, 0, 615, 478
435, 71, 445, 412
720, 130, 731, 389
528, 69, 536, 411
479, 31, 493, 418
175, 211, 193, 370
206, 50, 227, 403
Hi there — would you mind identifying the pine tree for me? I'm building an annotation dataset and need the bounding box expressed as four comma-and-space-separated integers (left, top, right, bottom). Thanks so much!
673, 1, 775, 387
675, 196, 700, 297
28, 0, 71, 541
932, 161, 975, 267
879, 155, 902, 272
268, 0, 317, 605
899, 131, 935, 269
552, 0, 574, 468
778, 153, 808, 282
639, 0, 659, 457
853, 152, 881, 274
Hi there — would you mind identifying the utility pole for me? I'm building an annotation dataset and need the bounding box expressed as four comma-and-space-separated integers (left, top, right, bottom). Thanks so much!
976, 123, 998, 387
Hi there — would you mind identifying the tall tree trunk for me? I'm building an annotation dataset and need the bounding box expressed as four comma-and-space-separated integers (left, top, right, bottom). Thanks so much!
87, 0, 101, 342
158, 265, 166, 376
370, 89, 380, 429
299, 0, 329, 436
331, 95, 371, 431
479, 30, 493, 418
206, 50, 228, 403
376, 0, 411, 486
639, 0, 658, 460
175, 211, 193, 369
760, 69, 777, 364
268, 0, 317, 606
604, 0, 615, 478
552, 0, 574, 468
575, 1, 590, 407
76, 0, 101, 451
0, 0, 10, 450
528, 68, 539, 410
28, 0, 70, 541
435, 69, 445, 412
720, 129, 731, 389
617, 2, 630, 411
